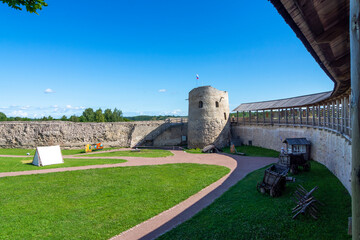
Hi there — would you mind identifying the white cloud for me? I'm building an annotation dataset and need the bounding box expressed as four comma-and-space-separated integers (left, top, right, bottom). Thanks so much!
44, 88, 55, 94
66, 105, 72, 109
158, 89, 166, 93
170, 109, 183, 115
20, 105, 31, 110
10, 110, 28, 117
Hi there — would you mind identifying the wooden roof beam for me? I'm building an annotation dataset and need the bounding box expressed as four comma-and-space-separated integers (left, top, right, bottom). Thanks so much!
329, 53, 350, 68
314, 18, 349, 44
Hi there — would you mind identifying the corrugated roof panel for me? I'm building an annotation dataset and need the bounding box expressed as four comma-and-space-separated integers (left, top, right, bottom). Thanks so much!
233, 91, 332, 112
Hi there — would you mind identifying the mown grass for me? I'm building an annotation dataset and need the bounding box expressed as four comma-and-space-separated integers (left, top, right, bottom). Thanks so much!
0, 148, 118, 156
0, 157, 126, 172
80, 149, 173, 158
223, 145, 279, 158
159, 161, 351, 240
0, 164, 229, 239
184, 148, 204, 154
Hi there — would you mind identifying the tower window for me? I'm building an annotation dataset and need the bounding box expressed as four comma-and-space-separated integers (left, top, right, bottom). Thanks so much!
215, 101, 219, 108
199, 101, 203, 108
224, 112, 227, 120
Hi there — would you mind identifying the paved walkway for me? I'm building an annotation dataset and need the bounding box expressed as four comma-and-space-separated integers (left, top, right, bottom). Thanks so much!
0, 150, 277, 240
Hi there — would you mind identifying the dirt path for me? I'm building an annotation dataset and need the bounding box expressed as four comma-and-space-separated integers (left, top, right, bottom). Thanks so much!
0, 150, 277, 240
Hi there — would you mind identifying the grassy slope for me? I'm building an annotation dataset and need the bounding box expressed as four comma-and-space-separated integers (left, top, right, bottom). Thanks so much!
0, 164, 229, 240
0, 148, 117, 156
0, 157, 126, 172
80, 149, 174, 158
223, 145, 280, 158
159, 161, 351, 240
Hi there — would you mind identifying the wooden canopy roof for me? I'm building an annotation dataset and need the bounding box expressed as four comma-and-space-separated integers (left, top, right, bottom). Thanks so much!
233, 91, 331, 111
269, 0, 350, 97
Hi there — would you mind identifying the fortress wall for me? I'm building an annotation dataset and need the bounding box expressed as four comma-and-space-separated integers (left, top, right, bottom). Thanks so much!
231, 124, 352, 193
0, 121, 167, 149
153, 124, 188, 147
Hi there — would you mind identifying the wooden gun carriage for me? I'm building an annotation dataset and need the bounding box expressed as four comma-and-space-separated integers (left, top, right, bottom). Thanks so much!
278, 153, 311, 174
257, 164, 289, 197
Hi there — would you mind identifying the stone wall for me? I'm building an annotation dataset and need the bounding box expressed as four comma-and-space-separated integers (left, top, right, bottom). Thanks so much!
0, 121, 169, 149
231, 124, 352, 193
153, 123, 188, 146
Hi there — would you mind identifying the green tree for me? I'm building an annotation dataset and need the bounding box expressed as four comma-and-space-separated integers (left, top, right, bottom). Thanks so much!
95, 108, 105, 122
1, 0, 48, 14
0, 112, 6, 121
69, 115, 79, 122
60, 115, 67, 121
82, 108, 95, 122
104, 108, 113, 122
79, 116, 86, 122
112, 108, 123, 122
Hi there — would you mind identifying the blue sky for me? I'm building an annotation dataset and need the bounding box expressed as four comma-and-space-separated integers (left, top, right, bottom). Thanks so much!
0, 0, 333, 118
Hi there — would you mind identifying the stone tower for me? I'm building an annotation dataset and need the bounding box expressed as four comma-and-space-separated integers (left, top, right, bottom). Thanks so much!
188, 86, 230, 149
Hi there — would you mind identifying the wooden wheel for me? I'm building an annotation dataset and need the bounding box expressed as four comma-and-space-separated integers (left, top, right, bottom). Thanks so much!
270, 187, 280, 197
280, 178, 286, 191
290, 165, 299, 175
257, 182, 266, 194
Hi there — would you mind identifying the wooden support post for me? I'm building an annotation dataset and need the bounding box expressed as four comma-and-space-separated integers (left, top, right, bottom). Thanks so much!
341, 98, 345, 133
336, 99, 340, 132
285, 108, 288, 124
249, 111, 251, 124
299, 107, 302, 125
263, 110, 265, 124
306, 107, 309, 125
332, 101, 335, 129
278, 108, 281, 124
242, 111, 245, 124
312, 106, 315, 126
350, 1, 360, 237
256, 110, 259, 124
318, 105, 321, 127
324, 104, 327, 127
344, 97, 348, 135
292, 108, 295, 125
270, 109, 273, 124
236, 111, 239, 123
328, 102, 331, 128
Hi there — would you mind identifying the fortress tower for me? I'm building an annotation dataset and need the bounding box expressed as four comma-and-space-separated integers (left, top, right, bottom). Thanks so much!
188, 86, 230, 149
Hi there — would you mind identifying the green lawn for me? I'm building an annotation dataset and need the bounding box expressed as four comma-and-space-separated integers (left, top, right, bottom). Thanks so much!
80, 149, 174, 158
159, 161, 351, 240
223, 145, 280, 158
0, 148, 118, 156
0, 164, 229, 239
0, 157, 126, 172
184, 148, 205, 154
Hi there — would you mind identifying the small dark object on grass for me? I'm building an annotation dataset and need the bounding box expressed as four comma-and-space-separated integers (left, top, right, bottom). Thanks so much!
292, 185, 323, 219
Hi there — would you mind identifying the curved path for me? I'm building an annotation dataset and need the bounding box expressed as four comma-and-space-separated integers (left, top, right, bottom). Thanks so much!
0, 150, 277, 240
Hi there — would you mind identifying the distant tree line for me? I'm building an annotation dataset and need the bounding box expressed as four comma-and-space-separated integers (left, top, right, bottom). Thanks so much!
0, 108, 128, 122
0, 109, 185, 122
125, 115, 184, 121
